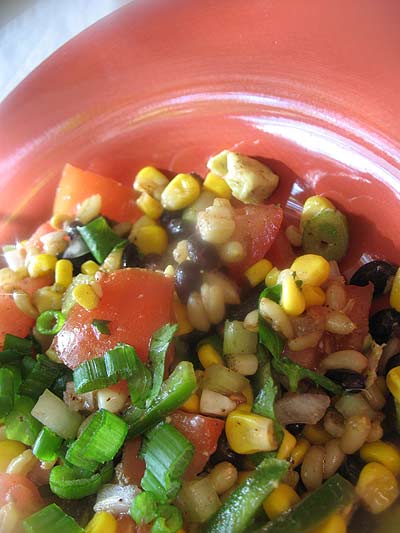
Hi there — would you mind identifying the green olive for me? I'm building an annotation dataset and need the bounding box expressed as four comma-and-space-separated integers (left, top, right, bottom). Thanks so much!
302, 209, 349, 261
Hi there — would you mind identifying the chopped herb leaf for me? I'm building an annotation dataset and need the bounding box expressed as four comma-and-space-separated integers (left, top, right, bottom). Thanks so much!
92, 319, 111, 335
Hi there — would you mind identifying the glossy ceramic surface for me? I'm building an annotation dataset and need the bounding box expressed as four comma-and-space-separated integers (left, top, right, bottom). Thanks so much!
0, 0, 399, 281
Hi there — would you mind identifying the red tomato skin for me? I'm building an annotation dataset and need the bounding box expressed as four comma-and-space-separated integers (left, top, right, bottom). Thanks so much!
121, 437, 146, 486
169, 411, 224, 479
229, 205, 283, 277
266, 227, 296, 269
54, 269, 174, 369
285, 347, 320, 371
0, 473, 43, 518
335, 284, 374, 351
53, 164, 141, 223
0, 294, 35, 348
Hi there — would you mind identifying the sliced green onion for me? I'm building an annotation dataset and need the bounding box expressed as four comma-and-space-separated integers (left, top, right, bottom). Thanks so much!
31, 389, 82, 439
36, 310, 66, 335
206, 457, 288, 533
73, 343, 144, 394
5, 395, 42, 445
66, 409, 128, 471
22, 503, 84, 533
258, 284, 282, 304
73, 357, 110, 393
21, 355, 36, 377
50, 367, 74, 398
4, 333, 33, 354
146, 323, 177, 406
49, 462, 113, 500
130, 491, 159, 525
254, 474, 355, 532
19, 354, 62, 399
77, 216, 125, 264
125, 361, 197, 438
141, 423, 194, 502
91, 319, 111, 335
32, 427, 63, 462
128, 362, 152, 407
0, 368, 15, 417
152, 505, 183, 533
252, 360, 283, 443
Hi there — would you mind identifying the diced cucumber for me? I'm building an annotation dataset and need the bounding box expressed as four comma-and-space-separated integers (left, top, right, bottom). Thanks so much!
203, 364, 249, 395
253, 474, 355, 532
223, 320, 258, 355
302, 208, 349, 261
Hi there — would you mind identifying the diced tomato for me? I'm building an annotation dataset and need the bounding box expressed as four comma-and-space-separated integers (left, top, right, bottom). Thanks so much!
14, 273, 54, 296
54, 269, 174, 369
0, 294, 35, 348
169, 411, 224, 479
266, 227, 297, 269
229, 205, 283, 277
121, 438, 146, 486
117, 515, 151, 533
53, 164, 141, 223
26, 222, 54, 250
285, 347, 320, 371
335, 284, 374, 351
0, 473, 43, 518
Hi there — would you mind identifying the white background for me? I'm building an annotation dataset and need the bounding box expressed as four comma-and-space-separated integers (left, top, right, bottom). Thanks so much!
0, 0, 132, 102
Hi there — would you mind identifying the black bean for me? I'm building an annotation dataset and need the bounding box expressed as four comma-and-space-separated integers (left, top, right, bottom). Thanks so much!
325, 369, 365, 393
285, 423, 305, 437
369, 308, 400, 344
339, 454, 365, 485
141, 253, 162, 271
161, 214, 192, 239
385, 353, 400, 375
208, 434, 241, 467
226, 284, 264, 321
175, 260, 202, 303
186, 235, 220, 270
350, 260, 397, 296
121, 243, 141, 268
64, 220, 83, 238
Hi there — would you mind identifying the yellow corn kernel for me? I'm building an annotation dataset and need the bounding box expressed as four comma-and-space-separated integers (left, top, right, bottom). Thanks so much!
50, 214, 73, 229
360, 441, 400, 476
390, 267, 400, 312
27, 254, 57, 278
72, 284, 99, 310
303, 424, 331, 445
55, 259, 73, 289
356, 462, 399, 514
203, 172, 232, 199
290, 254, 330, 287
161, 173, 201, 211
312, 514, 347, 533
198, 344, 224, 368
129, 215, 157, 243
386, 366, 400, 402
289, 438, 311, 468
136, 192, 163, 220
280, 272, 306, 317
32, 287, 62, 313
181, 394, 200, 413
0, 441, 27, 472
173, 296, 193, 336
245, 259, 273, 287
265, 267, 280, 287
303, 284, 326, 307
300, 196, 335, 230
81, 260, 100, 276
277, 430, 297, 460
134, 225, 168, 255
236, 403, 252, 413
85, 511, 117, 533
242, 381, 254, 406
133, 166, 169, 201
225, 411, 277, 454
263, 483, 300, 520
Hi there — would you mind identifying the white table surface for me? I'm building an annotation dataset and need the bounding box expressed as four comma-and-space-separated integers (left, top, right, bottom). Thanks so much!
0, 0, 132, 103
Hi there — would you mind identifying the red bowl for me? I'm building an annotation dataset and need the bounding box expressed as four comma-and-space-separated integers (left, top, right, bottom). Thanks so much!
0, 0, 399, 280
